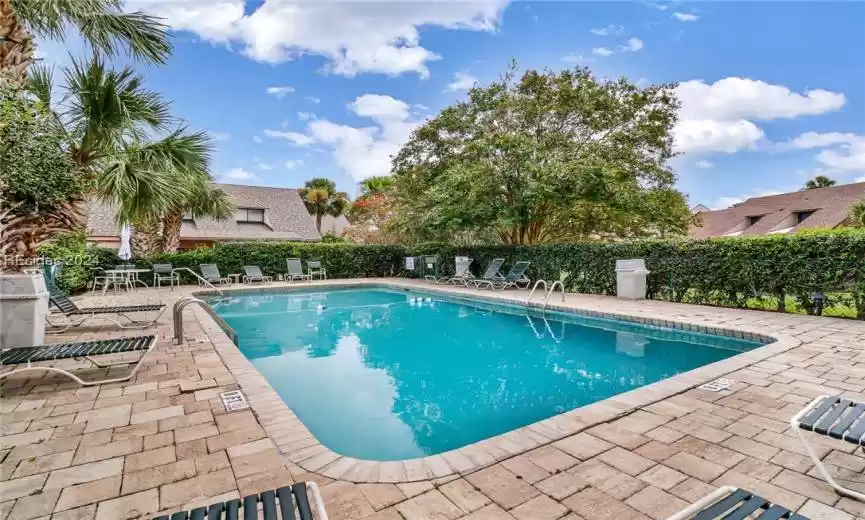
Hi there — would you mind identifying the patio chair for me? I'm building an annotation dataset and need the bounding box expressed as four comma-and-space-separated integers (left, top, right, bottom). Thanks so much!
468, 258, 506, 288
792, 395, 865, 501
307, 260, 327, 280
0, 335, 157, 387
153, 482, 328, 520
44, 279, 166, 333
477, 261, 531, 290
89, 267, 109, 294
446, 257, 475, 286
285, 258, 312, 282
152, 263, 179, 288
243, 265, 273, 284
200, 264, 231, 286
667, 485, 808, 519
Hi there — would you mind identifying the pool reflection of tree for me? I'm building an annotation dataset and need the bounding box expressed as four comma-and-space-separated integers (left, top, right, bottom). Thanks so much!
230, 294, 738, 455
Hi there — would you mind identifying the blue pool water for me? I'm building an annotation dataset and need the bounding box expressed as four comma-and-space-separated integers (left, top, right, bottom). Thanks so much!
212, 288, 762, 460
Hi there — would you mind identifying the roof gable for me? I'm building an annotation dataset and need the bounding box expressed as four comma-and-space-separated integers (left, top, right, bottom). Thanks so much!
690, 182, 865, 238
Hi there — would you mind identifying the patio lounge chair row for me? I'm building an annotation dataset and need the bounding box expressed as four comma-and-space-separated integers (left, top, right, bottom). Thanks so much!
199, 260, 327, 286
423, 256, 531, 290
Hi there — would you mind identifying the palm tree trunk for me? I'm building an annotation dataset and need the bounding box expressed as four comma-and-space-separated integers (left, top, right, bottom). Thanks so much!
161, 211, 183, 252
316, 213, 323, 233
0, 0, 35, 89
0, 203, 82, 272
130, 219, 163, 258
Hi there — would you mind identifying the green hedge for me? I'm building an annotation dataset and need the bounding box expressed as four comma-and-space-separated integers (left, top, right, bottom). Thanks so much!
146, 242, 407, 284
45, 230, 865, 318
416, 230, 865, 318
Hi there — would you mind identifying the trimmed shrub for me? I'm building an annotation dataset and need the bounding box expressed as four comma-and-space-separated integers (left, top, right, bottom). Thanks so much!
417, 229, 865, 318
39, 231, 118, 293
147, 242, 407, 284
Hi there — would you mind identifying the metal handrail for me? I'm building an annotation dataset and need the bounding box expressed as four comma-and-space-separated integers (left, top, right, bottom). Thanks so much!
527, 280, 549, 304
543, 280, 566, 309
173, 297, 237, 345
171, 267, 224, 297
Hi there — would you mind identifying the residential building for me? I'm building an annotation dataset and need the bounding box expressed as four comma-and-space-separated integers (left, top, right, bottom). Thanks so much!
689, 182, 865, 238
86, 184, 322, 249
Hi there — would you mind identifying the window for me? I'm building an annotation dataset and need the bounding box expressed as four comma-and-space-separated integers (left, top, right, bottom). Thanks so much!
236, 208, 265, 223
795, 210, 815, 224
182, 212, 194, 221
747, 215, 763, 226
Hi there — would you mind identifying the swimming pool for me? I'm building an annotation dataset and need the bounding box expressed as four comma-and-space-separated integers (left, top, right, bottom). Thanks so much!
212, 287, 762, 461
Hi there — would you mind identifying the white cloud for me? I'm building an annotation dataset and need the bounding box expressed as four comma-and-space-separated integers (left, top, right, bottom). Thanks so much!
675, 78, 846, 122
561, 54, 587, 63
590, 24, 624, 36
252, 136, 263, 144
266, 85, 295, 99
783, 132, 865, 172
297, 112, 316, 121
672, 12, 699, 22
302, 93, 420, 181
673, 119, 765, 154
222, 168, 259, 181
446, 72, 477, 92
263, 129, 316, 146
128, 0, 509, 77
305, 96, 321, 104
253, 157, 273, 170
620, 37, 643, 52
210, 131, 231, 141
695, 160, 714, 169
285, 159, 305, 169
593, 37, 643, 57
672, 77, 847, 154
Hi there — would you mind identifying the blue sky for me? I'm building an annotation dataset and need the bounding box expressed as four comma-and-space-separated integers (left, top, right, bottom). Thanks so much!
45, 1, 865, 208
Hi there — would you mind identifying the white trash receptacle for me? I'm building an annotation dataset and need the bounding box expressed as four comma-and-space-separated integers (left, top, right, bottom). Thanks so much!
615, 259, 649, 300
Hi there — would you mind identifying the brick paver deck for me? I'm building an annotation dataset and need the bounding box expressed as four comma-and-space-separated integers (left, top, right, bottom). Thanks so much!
2, 278, 865, 519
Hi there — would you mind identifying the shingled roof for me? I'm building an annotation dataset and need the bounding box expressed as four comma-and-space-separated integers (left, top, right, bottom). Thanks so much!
85, 184, 322, 242
182, 184, 320, 241
690, 182, 865, 238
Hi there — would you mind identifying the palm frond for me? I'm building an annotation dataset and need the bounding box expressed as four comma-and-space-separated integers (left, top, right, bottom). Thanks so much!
26, 64, 53, 107
185, 183, 234, 220
12, 0, 172, 65
63, 56, 172, 163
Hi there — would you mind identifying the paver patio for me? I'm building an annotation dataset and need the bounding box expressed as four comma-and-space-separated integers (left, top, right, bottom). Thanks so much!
3, 278, 865, 519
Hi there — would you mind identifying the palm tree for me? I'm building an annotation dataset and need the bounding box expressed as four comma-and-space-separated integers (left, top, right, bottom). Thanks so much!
804, 175, 836, 190
299, 178, 349, 234
359, 176, 394, 197
26, 58, 227, 257
161, 179, 233, 253
1, 0, 171, 88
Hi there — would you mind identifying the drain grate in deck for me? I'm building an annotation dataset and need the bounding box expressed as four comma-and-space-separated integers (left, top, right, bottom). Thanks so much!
699, 378, 734, 392
220, 390, 250, 412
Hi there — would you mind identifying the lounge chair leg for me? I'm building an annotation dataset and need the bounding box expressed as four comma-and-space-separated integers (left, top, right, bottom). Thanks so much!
306, 482, 329, 520
791, 396, 865, 502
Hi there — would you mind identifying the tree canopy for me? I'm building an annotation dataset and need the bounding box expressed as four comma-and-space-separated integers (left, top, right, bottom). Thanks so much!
299, 178, 349, 234
804, 175, 836, 190
390, 64, 691, 244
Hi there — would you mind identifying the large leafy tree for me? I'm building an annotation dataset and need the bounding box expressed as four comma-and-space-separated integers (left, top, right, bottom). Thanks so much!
27, 58, 227, 257
391, 64, 690, 244
0, 85, 87, 269
299, 178, 349, 234
804, 175, 836, 190
1, 0, 171, 88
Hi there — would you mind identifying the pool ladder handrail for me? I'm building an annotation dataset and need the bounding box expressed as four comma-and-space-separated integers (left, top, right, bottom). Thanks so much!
527, 279, 566, 310
171, 267, 225, 297
173, 296, 237, 345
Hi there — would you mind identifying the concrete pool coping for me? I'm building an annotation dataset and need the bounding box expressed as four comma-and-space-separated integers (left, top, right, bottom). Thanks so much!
191, 279, 801, 484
